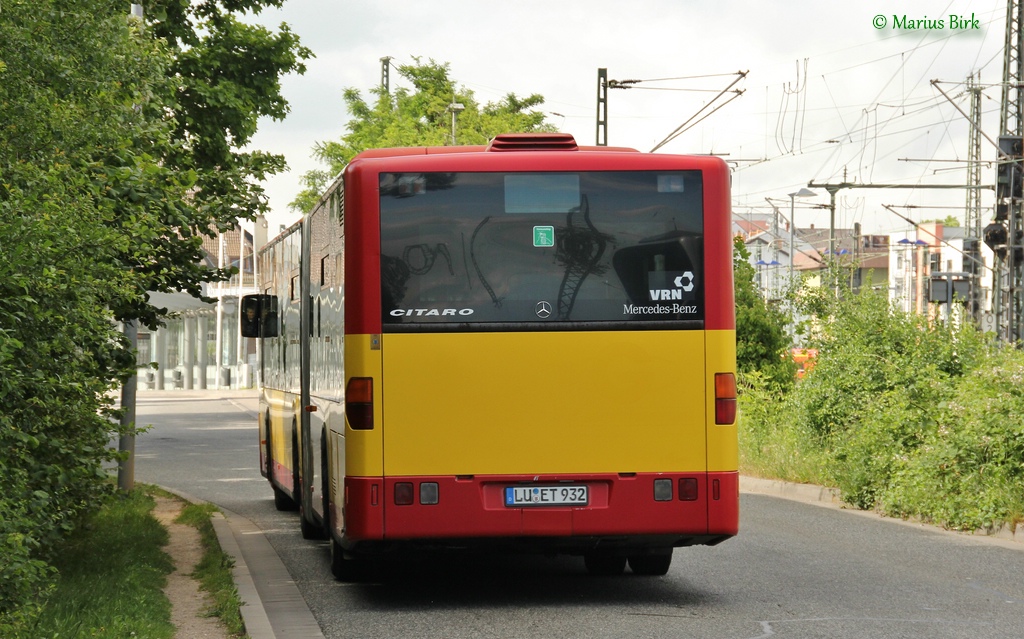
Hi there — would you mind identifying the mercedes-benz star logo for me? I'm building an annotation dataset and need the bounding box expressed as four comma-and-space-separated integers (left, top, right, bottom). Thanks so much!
535, 300, 552, 319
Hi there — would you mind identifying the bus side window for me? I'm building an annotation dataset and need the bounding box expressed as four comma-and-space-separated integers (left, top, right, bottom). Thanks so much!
261, 295, 279, 338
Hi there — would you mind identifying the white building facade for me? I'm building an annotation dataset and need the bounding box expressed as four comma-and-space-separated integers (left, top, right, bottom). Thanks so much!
887, 222, 994, 328
135, 217, 268, 390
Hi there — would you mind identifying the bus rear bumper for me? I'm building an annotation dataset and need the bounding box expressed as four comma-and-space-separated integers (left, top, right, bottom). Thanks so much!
340, 471, 738, 551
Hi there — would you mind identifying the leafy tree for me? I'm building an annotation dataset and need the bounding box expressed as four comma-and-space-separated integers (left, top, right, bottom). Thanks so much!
922, 215, 961, 227
117, 0, 312, 327
291, 58, 556, 213
0, 0, 309, 625
0, 0, 168, 621
733, 236, 795, 389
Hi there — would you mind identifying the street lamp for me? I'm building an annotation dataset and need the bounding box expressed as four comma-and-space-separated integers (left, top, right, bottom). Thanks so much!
448, 102, 465, 145
788, 188, 816, 285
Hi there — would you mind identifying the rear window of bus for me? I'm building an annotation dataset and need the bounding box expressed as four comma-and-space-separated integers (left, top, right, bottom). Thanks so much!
379, 171, 704, 328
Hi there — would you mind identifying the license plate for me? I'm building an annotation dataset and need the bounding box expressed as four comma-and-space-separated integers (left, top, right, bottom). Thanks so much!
504, 485, 588, 507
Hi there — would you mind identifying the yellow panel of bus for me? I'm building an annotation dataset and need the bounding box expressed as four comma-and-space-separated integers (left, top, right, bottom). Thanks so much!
380, 330, 707, 476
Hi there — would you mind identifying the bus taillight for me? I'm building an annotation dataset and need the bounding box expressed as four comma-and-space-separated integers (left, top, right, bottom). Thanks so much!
346, 377, 374, 430
679, 477, 699, 501
714, 373, 737, 425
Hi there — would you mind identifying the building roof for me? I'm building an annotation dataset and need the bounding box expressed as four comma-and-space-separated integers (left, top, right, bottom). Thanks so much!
734, 217, 771, 239
200, 227, 254, 269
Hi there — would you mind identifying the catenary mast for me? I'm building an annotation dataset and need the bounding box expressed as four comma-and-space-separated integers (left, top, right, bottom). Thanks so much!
994, 0, 1024, 343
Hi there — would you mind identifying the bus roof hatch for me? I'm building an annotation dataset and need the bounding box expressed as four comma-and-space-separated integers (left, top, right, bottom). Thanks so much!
486, 133, 579, 152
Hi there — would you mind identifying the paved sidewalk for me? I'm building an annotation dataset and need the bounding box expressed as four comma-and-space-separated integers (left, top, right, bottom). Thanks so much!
159, 482, 323, 639
211, 509, 325, 639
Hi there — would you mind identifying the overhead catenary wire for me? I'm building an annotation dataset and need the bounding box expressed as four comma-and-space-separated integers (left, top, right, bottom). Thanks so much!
775, 59, 809, 156
618, 4, 999, 196
614, 72, 746, 84
650, 71, 748, 153
797, 11, 957, 193
721, 8, 1002, 239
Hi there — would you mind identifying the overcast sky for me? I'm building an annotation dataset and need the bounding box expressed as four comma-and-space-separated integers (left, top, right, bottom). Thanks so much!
245, 0, 1008, 236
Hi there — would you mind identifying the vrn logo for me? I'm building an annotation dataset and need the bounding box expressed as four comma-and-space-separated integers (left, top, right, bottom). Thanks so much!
649, 271, 695, 300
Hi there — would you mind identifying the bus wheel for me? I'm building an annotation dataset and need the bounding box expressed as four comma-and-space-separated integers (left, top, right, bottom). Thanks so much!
273, 485, 297, 511
299, 500, 326, 540
330, 539, 370, 582
627, 550, 672, 576
584, 553, 626, 576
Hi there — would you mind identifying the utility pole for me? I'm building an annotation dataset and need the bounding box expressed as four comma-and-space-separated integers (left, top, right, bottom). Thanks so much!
380, 56, 392, 94
596, 68, 608, 146
787, 187, 816, 289
119, 2, 145, 492
965, 73, 985, 325
448, 101, 464, 146
594, 71, 640, 146
806, 181, 989, 255
853, 222, 862, 290
993, 0, 1024, 344
117, 321, 137, 492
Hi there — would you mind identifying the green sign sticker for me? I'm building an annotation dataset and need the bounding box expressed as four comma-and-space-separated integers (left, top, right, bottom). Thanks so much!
533, 226, 555, 248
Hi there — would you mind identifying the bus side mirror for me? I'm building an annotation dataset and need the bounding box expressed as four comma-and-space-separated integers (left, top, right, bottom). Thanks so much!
241, 294, 279, 338
241, 295, 262, 338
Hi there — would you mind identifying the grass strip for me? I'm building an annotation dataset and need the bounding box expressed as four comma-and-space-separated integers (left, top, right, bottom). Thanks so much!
175, 501, 246, 636
15, 485, 246, 639
23, 489, 175, 639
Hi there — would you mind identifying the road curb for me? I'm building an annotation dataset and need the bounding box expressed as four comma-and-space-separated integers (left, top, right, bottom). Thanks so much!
210, 512, 275, 639
740, 475, 842, 506
158, 485, 324, 639
740, 475, 1023, 546
212, 507, 326, 639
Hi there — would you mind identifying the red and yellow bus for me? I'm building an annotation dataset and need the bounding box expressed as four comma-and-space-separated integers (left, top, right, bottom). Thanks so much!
242, 133, 738, 580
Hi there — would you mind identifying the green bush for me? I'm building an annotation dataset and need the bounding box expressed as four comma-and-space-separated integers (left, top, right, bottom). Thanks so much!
790, 276, 988, 506
1, 4, 143, 618
0, 166, 129, 620
0, 497, 55, 634
739, 268, 1022, 533
881, 348, 1024, 530
794, 280, 982, 439
733, 237, 796, 391
738, 371, 825, 484
825, 383, 941, 510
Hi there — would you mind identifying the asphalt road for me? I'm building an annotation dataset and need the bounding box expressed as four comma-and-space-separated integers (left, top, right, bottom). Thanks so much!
134, 391, 1024, 639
